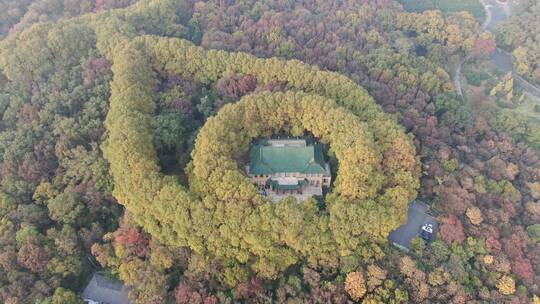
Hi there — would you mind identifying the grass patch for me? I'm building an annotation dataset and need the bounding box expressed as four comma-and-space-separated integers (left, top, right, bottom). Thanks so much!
398, 0, 485, 20
513, 94, 540, 123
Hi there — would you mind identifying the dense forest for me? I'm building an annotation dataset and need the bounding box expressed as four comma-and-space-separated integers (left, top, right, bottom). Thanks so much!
0, 0, 137, 38
0, 0, 539, 303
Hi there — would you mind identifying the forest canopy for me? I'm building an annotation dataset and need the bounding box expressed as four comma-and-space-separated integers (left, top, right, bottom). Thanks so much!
104, 35, 420, 279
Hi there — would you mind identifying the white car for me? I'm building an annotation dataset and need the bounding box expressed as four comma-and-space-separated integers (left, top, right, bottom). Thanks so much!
420, 223, 434, 242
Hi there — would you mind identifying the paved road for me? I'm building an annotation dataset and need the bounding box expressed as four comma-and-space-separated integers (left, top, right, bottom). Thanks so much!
491, 48, 513, 72
455, 0, 540, 103
480, 0, 492, 30
483, 1, 540, 101
515, 74, 540, 99
489, 48, 540, 99
388, 200, 438, 250
454, 62, 463, 96
483, 0, 509, 31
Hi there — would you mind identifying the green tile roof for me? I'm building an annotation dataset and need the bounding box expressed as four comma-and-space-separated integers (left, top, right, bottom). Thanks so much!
249, 142, 326, 175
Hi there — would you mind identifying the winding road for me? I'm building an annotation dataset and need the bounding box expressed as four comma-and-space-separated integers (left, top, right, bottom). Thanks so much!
454, 0, 540, 100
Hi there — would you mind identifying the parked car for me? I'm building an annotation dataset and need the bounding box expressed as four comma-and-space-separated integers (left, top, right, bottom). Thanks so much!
420, 223, 434, 242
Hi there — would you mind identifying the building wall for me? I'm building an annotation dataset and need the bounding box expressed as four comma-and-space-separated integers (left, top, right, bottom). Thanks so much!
248, 171, 331, 187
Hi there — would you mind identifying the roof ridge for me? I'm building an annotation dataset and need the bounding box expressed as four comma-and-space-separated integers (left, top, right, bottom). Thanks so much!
249, 141, 326, 175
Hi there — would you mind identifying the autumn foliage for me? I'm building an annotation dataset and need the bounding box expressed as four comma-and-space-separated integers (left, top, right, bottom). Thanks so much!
439, 215, 466, 244
345, 272, 367, 301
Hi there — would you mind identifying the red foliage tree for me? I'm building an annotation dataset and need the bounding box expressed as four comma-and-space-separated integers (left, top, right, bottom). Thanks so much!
503, 230, 528, 259
484, 225, 503, 252
95, 0, 105, 11
175, 283, 202, 304
439, 215, 465, 244
471, 36, 496, 59
437, 183, 473, 215
175, 282, 217, 304
17, 238, 51, 273
235, 278, 267, 301
216, 74, 257, 99
114, 225, 150, 257
512, 256, 534, 283
170, 99, 194, 118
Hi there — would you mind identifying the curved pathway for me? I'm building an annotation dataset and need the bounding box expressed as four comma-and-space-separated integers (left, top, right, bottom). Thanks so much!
481, 0, 492, 30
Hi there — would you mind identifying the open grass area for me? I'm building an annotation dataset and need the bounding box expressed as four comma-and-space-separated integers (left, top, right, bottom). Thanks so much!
462, 64, 540, 154
462, 64, 540, 123
513, 94, 540, 123
398, 0, 485, 20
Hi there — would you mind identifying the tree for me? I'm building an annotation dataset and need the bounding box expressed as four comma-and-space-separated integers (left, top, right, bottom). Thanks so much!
175, 282, 218, 304
17, 237, 51, 272
490, 73, 514, 102
496, 275, 515, 295
366, 264, 387, 290
410, 236, 426, 256
439, 215, 465, 244
345, 271, 367, 301
51, 287, 82, 304
114, 224, 150, 258
216, 74, 257, 99
466, 207, 483, 225
529, 182, 540, 200
527, 224, 540, 243
433, 93, 474, 130
15, 224, 40, 245
513, 47, 532, 77
153, 112, 187, 151
47, 190, 85, 225
471, 32, 496, 59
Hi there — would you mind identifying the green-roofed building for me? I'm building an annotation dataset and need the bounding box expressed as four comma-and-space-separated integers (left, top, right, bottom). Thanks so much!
246, 138, 331, 201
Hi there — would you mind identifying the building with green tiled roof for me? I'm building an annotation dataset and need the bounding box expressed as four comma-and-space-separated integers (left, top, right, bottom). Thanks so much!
246, 139, 331, 200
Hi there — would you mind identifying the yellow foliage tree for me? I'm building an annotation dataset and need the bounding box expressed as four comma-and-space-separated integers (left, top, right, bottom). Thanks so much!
528, 182, 540, 200
466, 207, 483, 225
345, 271, 367, 301
366, 264, 387, 290
497, 275, 516, 295
400, 256, 417, 278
